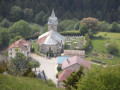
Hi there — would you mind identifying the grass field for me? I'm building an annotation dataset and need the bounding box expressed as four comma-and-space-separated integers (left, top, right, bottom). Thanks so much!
86, 32, 120, 65
0, 74, 61, 90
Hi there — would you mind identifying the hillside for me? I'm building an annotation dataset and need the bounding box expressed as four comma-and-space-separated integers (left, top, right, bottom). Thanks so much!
0, 74, 61, 90
86, 32, 120, 65
0, 0, 120, 22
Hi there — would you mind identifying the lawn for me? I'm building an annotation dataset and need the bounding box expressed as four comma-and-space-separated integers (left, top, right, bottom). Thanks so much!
85, 32, 120, 65
0, 74, 62, 90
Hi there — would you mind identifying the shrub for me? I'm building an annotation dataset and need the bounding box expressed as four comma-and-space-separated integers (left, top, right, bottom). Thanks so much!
23, 67, 36, 78
57, 66, 62, 72
107, 43, 119, 56
46, 80, 56, 87
0, 61, 7, 73
31, 48, 35, 52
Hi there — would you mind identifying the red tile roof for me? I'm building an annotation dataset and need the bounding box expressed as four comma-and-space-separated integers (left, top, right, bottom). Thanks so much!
62, 56, 91, 70
8, 39, 30, 51
58, 69, 73, 82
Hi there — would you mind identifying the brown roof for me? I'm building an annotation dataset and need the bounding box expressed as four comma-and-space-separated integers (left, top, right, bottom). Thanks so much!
58, 69, 73, 82
8, 39, 30, 51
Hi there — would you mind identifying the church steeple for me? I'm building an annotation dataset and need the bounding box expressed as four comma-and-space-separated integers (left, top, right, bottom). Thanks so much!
51, 9, 55, 18
48, 9, 58, 31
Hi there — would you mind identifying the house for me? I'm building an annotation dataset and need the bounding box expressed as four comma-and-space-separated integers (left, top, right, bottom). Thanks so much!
37, 9, 65, 57
57, 56, 70, 67
62, 56, 91, 71
62, 50, 85, 58
8, 39, 31, 60
58, 69, 73, 88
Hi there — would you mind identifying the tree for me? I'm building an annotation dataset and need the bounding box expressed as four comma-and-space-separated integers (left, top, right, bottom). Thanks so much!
80, 24, 88, 35
31, 24, 40, 35
35, 11, 45, 25
80, 17, 99, 34
63, 67, 84, 90
110, 22, 120, 32
10, 6, 23, 22
0, 34, 3, 48
106, 43, 119, 56
8, 53, 31, 76
30, 60, 40, 72
9, 20, 31, 38
78, 65, 120, 90
74, 21, 80, 30
9, 36, 23, 45
1, 30, 10, 46
24, 8, 34, 22
98, 21, 111, 32
1, 18, 11, 28
58, 19, 77, 31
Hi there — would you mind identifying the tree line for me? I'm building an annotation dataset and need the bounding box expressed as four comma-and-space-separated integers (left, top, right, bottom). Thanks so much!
0, 0, 120, 23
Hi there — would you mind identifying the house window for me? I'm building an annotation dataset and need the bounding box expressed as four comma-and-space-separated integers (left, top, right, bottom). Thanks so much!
10, 52, 12, 55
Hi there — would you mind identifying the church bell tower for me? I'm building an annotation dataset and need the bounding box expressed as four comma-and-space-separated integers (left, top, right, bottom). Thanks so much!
48, 9, 58, 31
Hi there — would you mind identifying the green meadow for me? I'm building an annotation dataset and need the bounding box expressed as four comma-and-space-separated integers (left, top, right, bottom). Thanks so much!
86, 32, 120, 65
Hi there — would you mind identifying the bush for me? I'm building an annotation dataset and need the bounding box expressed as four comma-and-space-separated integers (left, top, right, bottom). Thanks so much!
0, 61, 7, 73
46, 80, 56, 87
23, 67, 36, 78
57, 66, 62, 72
56, 73, 58, 78
31, 48, 35, 52
107, 43, 119, 56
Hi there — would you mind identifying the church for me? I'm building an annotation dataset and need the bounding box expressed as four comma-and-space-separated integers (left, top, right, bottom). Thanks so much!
37, 9, 65, 57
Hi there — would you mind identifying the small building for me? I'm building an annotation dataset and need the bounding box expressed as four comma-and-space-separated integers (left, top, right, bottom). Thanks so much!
37, 9, 65, 57
62, 50, 85, 58
8, 39, 31, 60
62, 56, 91, 71
57, 56, 70, 67
58, 69, 73, 88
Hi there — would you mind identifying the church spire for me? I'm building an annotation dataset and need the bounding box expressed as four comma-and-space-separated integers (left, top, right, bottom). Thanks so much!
51, 9, 55, 17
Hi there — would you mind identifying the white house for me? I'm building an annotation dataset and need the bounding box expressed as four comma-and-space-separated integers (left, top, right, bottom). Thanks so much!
8, 39, 31, 60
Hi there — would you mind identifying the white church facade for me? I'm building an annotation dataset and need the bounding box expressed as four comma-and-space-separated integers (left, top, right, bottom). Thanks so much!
37, 9, 65, 57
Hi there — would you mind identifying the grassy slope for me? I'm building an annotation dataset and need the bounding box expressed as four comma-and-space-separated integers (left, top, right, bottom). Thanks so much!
86, 32, 120, 65
0, 74, 60, 90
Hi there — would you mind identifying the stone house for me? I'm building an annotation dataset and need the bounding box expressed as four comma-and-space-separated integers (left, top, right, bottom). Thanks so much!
37, 9, 65, 56
8, 39, 31, 60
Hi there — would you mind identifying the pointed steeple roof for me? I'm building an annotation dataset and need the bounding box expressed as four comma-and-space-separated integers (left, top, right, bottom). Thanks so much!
48, 9, 58, 25
51, 9, 55, 17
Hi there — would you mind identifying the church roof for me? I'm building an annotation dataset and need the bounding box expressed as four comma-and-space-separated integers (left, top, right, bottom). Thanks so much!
38, 30, 65, 45
48, 9, 58, 25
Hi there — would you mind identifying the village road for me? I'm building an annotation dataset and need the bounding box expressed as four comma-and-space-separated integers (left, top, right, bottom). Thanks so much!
30, 53, 58, 84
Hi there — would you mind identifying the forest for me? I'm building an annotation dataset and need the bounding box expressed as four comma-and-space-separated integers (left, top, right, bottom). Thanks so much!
0, 0, 120, 23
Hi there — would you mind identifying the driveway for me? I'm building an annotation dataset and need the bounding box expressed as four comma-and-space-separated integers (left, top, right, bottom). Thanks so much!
30, 53, 58, 84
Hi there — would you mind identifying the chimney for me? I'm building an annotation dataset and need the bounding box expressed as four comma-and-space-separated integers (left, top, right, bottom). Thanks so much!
67, 59, 70, 64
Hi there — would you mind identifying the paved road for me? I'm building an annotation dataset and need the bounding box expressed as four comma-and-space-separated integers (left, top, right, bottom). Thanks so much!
30, 53, 58, 84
